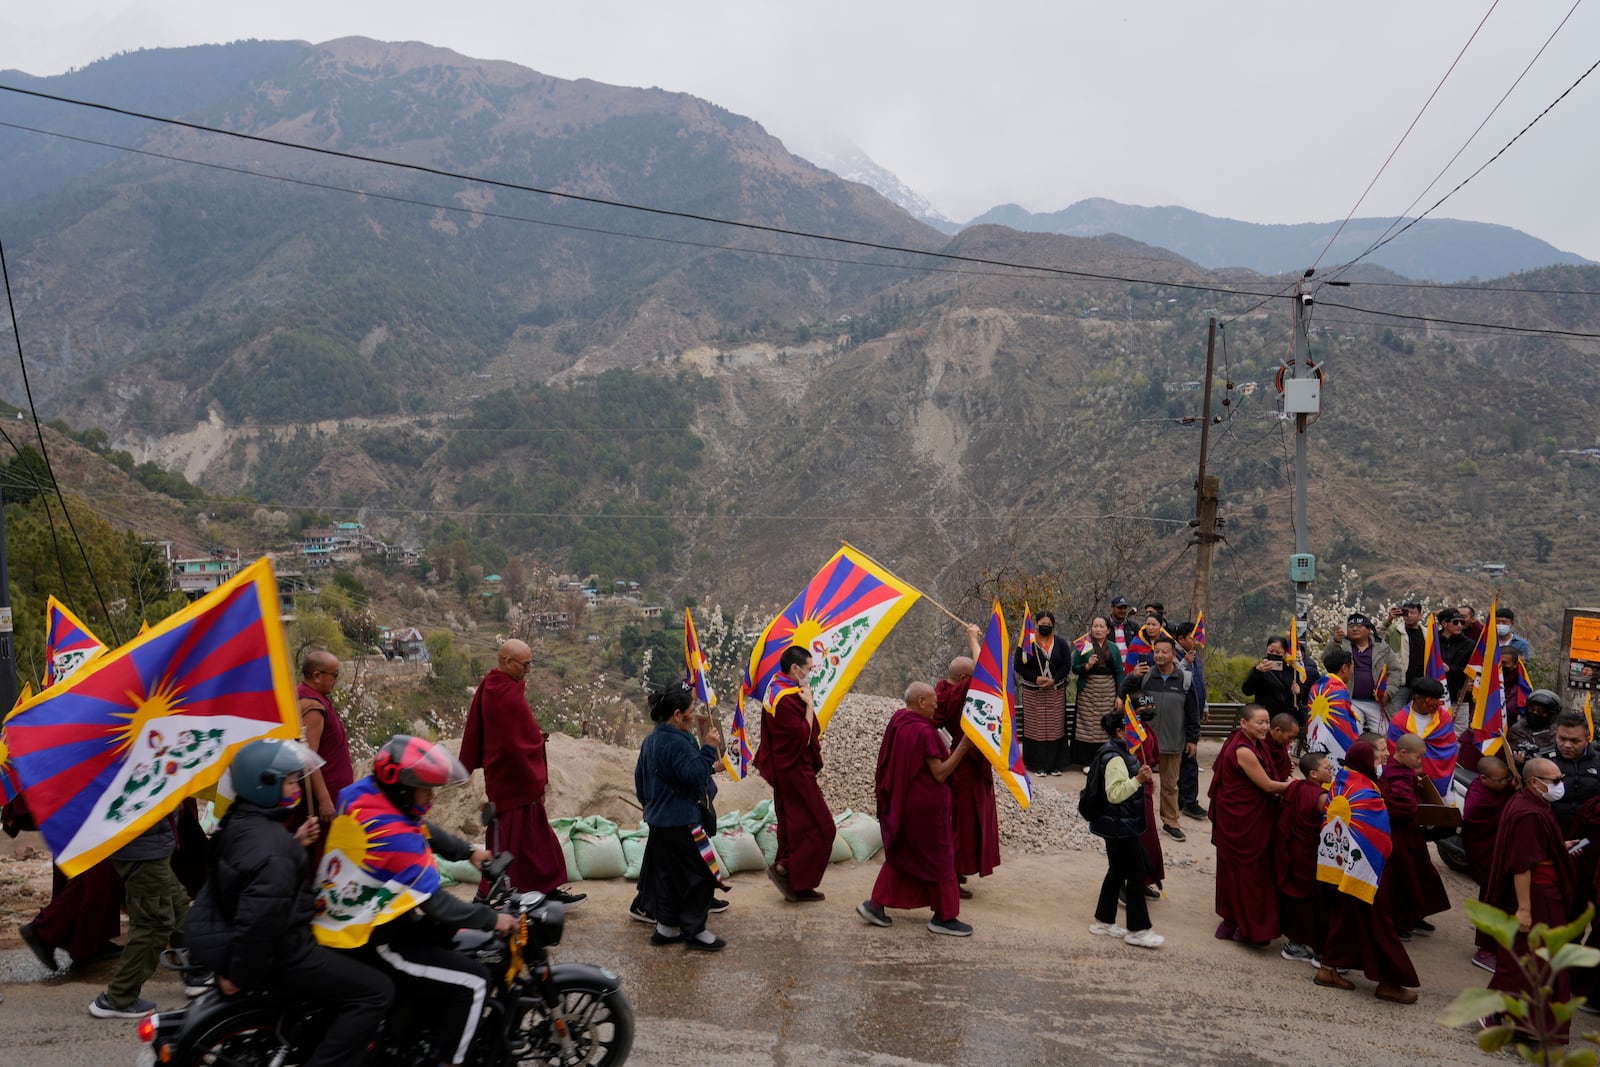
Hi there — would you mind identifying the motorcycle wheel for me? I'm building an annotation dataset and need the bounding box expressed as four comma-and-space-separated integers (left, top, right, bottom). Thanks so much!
182, 1009, 300, 1067
514, 983, 635, 1067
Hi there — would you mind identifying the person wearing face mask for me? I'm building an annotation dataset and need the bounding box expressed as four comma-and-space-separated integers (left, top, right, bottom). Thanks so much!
754, 646, 833, 902
1509, 690, 1561, 765
1485, 757, 1579, 1037
1241, 636, 1299, 722
1014, 610, 1073, 776
1461, 756, 1514, 973
1542, 710, 1600, 835
1495, 607, 1532, 663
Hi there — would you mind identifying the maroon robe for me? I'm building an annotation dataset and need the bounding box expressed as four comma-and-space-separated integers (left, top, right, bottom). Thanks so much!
1378, 761, 1451, 932
29, 861, 124, 964
297, 682, 355, 802
1275, 779, 1327, 950
933, 678, 1001, 878
754, 688, 833, 892
461, 668, 567, 893
1207, 729, 1280, 944
1488, 791, 1577, 1004
1462, 776, 1513, 953
871, 708, 959, 917
1264, 738, 1293, 782
1136, 731, 1165, 885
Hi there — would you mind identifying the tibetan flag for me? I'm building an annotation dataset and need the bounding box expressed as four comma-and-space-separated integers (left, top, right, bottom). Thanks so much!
721, 698, 754, 782
1469, 601, 1506, 757
1122, 695, 1149, 753
741, 544, 921, 733
761, 673, 802, 714
1587, 693, 1595, 743
1374, 664, 1389, 705
1123, 635, 1152, 673
313, 776, 440, 948
4, 559, 300, 876
1422, 614, 1448, 686
1306, 675, 1360, 762
1387, 703, 1460, 798
1288, 621, 1307, 684
1073, 631, 1092, 656
44, 596, 106, 688
1192, 610, 1206, 648
683, 608, 716, 709
1514, 659, 1534, 706
1316, 765, 1392, 904
1017, 605, 1038, 664
0, 682, 35, 802
959, 600, 1030, 809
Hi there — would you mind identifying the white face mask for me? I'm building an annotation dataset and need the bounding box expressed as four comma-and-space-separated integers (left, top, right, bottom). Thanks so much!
1497, 624, 1511, 638
1545, 780, 1566, 803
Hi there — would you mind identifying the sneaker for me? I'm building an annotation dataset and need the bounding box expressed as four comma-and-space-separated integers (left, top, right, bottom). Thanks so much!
1181, 804, 1208, 820
1124, 929, 1165, 949
547, 888, 587, 907
928, 917, 974, 937
1471, 949, 1498, 973
184, 970, 215, 997
1397, 930, 1412, 942
88, 994, 156, 1019
1281, 942, 1317, 964
1089, 922, 1129, 937
684, 934, 727, 953
19, 922, 60, 972
794, 889, 826, 903
1162, 824, 1186, 842
857, 901, 892, 927
708, 896, 731, 914
1413, 919, 1436, 935
628, 904, 655, 924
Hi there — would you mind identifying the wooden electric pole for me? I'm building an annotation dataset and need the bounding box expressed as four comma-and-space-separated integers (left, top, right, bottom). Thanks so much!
1190, 316, 1221, 619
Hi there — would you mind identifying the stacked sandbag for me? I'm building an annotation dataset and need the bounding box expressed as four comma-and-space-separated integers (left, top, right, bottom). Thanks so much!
571, 815, 627, 880
709, 810, 767, 874
435, 857, 482, 888
742, 800, 780, 867
835, 809, 882, 862
828, 809, 855, 863
548, 817, 583, 883
620, 823, 649, 881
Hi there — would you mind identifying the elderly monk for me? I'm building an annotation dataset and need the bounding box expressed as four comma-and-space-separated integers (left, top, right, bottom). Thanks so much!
858, 681, 976, 936
461, 640, 585, 905
298, 650, 354, 830
754, 646, 833, 903
932, 625, 1000, 898
1208, 704, 1289, 945
1264, 713, 1299, 782
1276, 751, 1333, 964
1380, 733, 1450, 939
1487, 757, 1579, 1037
1462, 757, 1514, 972
1315, 741, 1420, 1003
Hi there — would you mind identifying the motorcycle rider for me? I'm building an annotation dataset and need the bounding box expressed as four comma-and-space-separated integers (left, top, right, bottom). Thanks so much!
314, 735, 516, 1067
1507, 690, 1561, 768
184, 738, 393, 1067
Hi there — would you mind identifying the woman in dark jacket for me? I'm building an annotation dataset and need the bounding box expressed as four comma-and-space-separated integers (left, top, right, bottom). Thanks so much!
635, 681, 726, 952
1242, 636, 1300, 722
1015, 610, 1074, 775
1072, 616, 1125, 769
1087, 713, 1163, 949
184, 739, 393, 1067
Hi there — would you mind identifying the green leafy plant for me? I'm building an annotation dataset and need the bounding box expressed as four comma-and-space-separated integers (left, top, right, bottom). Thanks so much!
1441, 900, 1600, 1064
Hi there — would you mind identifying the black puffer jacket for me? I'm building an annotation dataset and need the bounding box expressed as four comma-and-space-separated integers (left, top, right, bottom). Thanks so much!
184, 803, 315, 989
1088, 742, 1146, 840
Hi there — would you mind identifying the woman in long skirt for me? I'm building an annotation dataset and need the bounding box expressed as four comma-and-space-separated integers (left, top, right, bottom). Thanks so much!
1072, 616, 1125, 769
1016, 610, 1073, 775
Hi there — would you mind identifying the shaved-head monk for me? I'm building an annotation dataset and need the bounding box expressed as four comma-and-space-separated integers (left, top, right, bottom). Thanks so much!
931, 625, 1001, 897
1264, 713, 1300, 782
754, 646, 833, 903
461, 640, 585, 905
1379, 733, 1450, 939
297, 649, 354, 831
1461, 755, 1513, 973
1208, 704, 1289, 945
858, 680, 975, 936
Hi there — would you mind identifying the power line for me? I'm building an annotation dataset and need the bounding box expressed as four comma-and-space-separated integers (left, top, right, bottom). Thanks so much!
1316, 297, 1600, 339
1309, 0, 1501, 272
0, 84, 1290, 303
1335, 278, 1600, 297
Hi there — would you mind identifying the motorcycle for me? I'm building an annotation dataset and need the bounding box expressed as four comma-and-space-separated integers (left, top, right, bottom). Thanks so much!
137, 851, 633, 1067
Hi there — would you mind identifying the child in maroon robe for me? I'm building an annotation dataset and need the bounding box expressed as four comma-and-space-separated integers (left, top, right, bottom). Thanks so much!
1208, 705, 1289, 945
1276, 751, 1332, 962
1461, 757, 1513, 971
1379, 734, 1450, 938
754, 648, 834, 902
859, 683, 975, 935
1265, 714, 1299, 782
931, 628, 1001, 894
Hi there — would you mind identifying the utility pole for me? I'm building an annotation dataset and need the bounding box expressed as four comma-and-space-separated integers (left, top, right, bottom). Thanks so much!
1284, 273, 1321, 645
0, 477, 16, 714
1190, 316, 1221, 618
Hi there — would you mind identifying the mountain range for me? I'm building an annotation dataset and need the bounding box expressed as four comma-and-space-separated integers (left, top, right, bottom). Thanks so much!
3, 38, 1600, 676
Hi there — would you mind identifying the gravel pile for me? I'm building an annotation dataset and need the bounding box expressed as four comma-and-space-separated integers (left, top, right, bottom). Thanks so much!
818, 694, 1098, 855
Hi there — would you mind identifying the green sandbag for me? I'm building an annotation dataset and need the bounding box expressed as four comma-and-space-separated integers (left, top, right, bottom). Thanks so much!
571, 815, 626, 880
620, 823, 649, 881
754, 823, 779, 867
549, 817, 582, 884
835, 811, 883, 863
436, 857, 481, 888
741, 799, 775, 833
710, 825, 767, 874
829, 808, 854, 863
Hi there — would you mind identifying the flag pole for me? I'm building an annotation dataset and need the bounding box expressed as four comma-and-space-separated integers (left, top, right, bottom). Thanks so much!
839, 541, 972, 628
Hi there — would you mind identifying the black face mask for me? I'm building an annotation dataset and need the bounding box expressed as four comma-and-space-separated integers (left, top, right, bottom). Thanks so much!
1037, 625, 1054, 636
1138, 709, 1156, 723
1527, 711, 1555, 729
1266, 653, 1284, 663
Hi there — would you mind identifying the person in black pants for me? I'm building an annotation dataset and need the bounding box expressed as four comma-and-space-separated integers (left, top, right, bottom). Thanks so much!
1087, 712, 1165, 949
1173, 621, 1208, 819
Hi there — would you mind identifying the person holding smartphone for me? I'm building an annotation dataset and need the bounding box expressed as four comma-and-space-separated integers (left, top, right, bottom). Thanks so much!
1241, 636, 1299, 722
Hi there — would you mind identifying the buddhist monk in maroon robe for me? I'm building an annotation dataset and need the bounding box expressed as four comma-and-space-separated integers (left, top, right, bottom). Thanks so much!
7, 795, 123, 970
932, 627, 1001, 892
859, 682, 976, 934
1379, 734, 1450, 936
1461, 757, 1513, 969
1276, 752, 1332, 959
754, 647, 833, 902
1488, 758, 1578, 1038
1265, 713, 1299, 782
1208, 705, 1289, 944
1315, 741, 1420, 1003
461, 639, 577, 900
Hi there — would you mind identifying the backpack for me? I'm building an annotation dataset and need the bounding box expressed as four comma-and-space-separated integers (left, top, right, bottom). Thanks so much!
1077, 748, 1117, 822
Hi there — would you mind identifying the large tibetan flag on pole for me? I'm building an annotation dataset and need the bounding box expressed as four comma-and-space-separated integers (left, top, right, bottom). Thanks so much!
741, 543, 920, 733
1469, 600, 1507, 757
3, 559, 300, 876
683, 609, 716, 709
0, 683, 34, 802
45, 596, 107, 688
1316, 765, 1392, 904
957, 601, 1030, 809
1306, 675, 1360, 762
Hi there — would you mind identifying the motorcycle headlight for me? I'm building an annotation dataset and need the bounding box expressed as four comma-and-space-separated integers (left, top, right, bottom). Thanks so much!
526, 900, 566, 948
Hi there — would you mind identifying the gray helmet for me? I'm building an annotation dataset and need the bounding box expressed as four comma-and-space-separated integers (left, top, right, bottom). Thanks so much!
1527, 689, 1562, 718
229, 738, 324, 808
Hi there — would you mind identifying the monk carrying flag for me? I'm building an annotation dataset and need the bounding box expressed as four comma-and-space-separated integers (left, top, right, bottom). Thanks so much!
931, 624, 1001, 897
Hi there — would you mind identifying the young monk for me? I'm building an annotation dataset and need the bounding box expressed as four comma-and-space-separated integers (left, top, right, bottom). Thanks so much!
1264, 714, 1300, 782
1381, 733, 1451, 939
1461, 756, 1513, 972
1209, 704, 1290, 945
1277, 751, 1333, 964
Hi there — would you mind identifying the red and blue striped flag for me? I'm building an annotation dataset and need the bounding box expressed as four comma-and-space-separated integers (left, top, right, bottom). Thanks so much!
1124, 635, 1153, 673
959, 601, 1030, 808
1317, 765, 1392, 904
44, 596, 106, 688
1307, 676, 1360, 762
1388, 703, 1460, 798
313, 774, 442, 948
4, 559, 300, 875
683, 608, 716, 709
1192, 610, 1206, 648
1469, 600, 1506, 757
1122, 695, 1149, 753
1017, 604, 1038, 663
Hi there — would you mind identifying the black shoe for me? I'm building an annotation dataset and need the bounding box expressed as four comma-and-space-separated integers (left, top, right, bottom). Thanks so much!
708, 896, 731, 914
685, 934, 727, 952
857, 900, 892, 928
627, 904, 655, 924
547, 888, 587, 907
1162, 824, 1187, 842
793, 889, 826, 903
19, 922, 60, 972
1144, 885, 1162, 900
1413, 919, 1436, 935
649, 930, 684, 946
1181, 804, 1208, 820
1397, 930, 1413, 942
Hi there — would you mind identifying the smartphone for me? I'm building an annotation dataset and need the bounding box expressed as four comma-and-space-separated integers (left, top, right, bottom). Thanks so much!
1572, 839, 1591, 856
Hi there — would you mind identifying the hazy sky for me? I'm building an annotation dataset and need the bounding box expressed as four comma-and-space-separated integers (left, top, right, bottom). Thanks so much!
2, 1, 1597, 258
